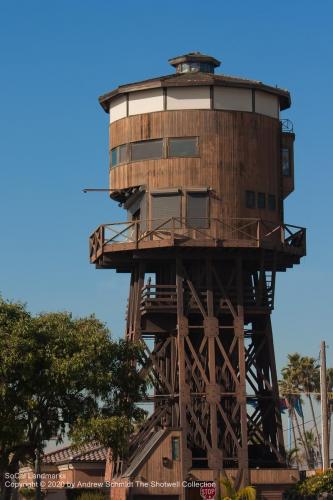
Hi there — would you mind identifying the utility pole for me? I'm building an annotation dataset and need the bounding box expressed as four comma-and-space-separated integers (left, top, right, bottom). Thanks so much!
320, 340, 329, 470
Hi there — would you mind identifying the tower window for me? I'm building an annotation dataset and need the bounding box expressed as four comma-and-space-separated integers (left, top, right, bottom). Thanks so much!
131, 139, 163, 162
111, 148, 118, 167
246, 191, 255, 209
111, 137, 201, 166
282, 148, 291, 176
176, 62, 215, 74
257, 192, 266, 209
186, 191, 209, 228
268, 194, 276, 211
168, 137, 198, 157
119, 144, 127, 164
111, 144, 128, 167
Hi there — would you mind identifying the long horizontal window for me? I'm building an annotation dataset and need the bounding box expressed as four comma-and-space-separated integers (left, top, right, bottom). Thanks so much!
131, 139, 163, 161
110, 137, 199, 167
168, 137, 198, 157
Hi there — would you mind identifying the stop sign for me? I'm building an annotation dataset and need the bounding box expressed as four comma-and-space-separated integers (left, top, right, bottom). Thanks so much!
200, 483, 216, 499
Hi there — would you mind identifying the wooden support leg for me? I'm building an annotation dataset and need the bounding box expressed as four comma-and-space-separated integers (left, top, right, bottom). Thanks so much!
236, 255, 249, 486
176, 258, 191, 500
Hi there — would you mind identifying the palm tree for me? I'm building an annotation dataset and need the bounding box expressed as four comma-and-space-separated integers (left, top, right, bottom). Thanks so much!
285, 447, 299, 467
280, 353, 321, 467
297, 430, 320, 469
326, 368, 333, 446
220, 477, 256, 500
279, 360, 310, 467
279, 380, 299, 457
298, 356, 321, 464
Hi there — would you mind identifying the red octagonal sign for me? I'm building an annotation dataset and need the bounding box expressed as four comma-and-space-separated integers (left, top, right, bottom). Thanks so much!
200, 484, 216, 499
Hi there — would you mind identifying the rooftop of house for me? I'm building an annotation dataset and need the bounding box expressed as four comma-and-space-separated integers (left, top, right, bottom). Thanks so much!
43, 442, 107, 465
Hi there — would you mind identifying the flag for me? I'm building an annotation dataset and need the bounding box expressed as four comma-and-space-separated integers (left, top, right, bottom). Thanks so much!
294, 396, 303, 418
247, 398, 258, 409
279, 398, 288, 413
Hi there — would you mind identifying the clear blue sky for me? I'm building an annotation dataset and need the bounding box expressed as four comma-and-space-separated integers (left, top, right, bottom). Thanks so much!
0, 0, 332, 373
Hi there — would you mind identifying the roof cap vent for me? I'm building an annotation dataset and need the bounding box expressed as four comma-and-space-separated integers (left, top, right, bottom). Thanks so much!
168, 52, 221, 74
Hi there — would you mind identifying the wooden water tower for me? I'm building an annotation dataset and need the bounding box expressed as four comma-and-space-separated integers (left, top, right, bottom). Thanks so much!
90, 52, 306, 499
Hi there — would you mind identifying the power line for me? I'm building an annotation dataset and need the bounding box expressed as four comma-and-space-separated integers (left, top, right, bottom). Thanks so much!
282, 415, 321, 433
279, 390, 333, 396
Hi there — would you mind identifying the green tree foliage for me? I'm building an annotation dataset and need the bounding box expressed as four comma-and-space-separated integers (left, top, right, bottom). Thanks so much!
0, 298, 146, 499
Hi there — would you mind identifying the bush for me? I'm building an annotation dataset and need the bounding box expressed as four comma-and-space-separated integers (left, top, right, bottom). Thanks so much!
66, 488, 107, 500
77, 492, 107, 500
285, 470, 333, 497
19, 487, 46, 499
19, 487, 35, 499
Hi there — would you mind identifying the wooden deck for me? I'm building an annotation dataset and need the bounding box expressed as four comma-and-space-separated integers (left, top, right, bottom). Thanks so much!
89, 217, 306, 267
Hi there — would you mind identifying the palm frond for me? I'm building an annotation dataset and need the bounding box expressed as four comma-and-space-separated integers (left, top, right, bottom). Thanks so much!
220, 477, 256, 500
220, 477, 236, 496
237, 486, 256, 500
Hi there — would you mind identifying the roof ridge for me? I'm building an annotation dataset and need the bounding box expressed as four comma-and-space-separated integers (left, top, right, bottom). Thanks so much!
44, 444, 72, 457
43, 442, 106, 464
71, 442, 104, 458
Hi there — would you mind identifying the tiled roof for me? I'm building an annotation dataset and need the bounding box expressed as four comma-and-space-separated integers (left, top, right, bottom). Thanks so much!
43, 442, 107, 464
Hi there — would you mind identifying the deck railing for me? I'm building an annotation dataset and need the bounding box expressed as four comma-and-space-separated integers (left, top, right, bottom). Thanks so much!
140, 281, 274, 312
89, 218, 306, 262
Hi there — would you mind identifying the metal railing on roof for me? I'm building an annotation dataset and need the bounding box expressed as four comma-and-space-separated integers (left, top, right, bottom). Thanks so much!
281, 118, 294, 133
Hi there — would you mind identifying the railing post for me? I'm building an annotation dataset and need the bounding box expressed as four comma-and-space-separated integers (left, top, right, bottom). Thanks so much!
256, 220, 260, 247
281, 225, 285, 245
101, 225, 105, 251
171, 217, 175, 245
135, 221, 139, 249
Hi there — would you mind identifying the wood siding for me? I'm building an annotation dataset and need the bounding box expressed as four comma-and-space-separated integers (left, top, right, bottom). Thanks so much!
132, 431, 182, 497
109, 110, 282, 227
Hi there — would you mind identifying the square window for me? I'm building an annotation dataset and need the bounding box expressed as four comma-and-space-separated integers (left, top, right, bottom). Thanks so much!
257, 192, 266, 209
246, 191, 255, 209
268, 194, 276, 211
